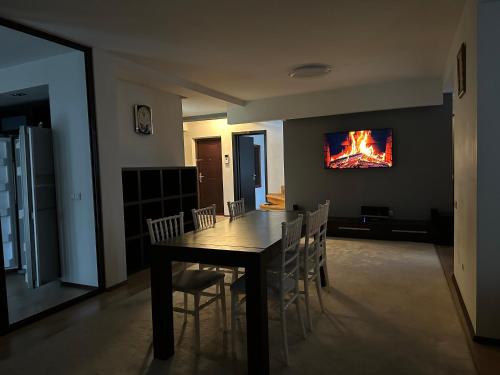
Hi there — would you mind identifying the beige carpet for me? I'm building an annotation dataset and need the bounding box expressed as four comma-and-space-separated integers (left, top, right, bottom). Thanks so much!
0, 239, 476, 374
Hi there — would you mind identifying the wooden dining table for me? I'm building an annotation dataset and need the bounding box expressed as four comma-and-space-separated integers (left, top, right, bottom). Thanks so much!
150, 210, 302, 374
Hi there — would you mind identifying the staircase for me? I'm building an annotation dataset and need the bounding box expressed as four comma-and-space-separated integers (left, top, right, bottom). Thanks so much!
260, 186, 285, 211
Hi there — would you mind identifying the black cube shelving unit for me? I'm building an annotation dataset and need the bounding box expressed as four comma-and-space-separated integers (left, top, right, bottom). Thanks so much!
122, 166, 198, 275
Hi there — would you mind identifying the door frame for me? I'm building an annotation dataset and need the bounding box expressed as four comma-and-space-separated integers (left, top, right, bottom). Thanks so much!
194, 136, 224, 214
0, 16, 105, 334
232, 131, 269, 208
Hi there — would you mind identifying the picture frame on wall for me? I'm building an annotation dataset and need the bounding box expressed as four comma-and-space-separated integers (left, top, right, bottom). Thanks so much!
134, 104, 153, 135
457, 43, 466, 99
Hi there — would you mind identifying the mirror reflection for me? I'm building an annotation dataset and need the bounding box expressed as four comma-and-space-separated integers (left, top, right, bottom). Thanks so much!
0, 25, 98, 323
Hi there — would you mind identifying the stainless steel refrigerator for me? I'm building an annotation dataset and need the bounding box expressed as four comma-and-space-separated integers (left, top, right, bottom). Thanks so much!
0, 126, 59, 288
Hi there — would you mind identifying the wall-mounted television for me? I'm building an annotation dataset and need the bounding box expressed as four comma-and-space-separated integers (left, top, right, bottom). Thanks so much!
324, 128, 393, 169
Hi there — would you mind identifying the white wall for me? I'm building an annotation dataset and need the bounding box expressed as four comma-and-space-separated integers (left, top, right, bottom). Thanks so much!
117, 80, 184, 167
446, 0, 478, 331
183, 119, 284, 215
0, 52, 98, 286
446, 0, 500, 340
476, 0, 500, 340
93, 50, 184, 287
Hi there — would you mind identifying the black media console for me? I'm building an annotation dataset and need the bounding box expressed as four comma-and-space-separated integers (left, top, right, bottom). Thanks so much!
325, 206, 453, 244
327, 217, 432, 242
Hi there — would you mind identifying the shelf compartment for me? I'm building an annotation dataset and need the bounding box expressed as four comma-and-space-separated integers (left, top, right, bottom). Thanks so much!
162, 169, 181, 197
122, 166, 198, 276
122, 170, 139, 203
181, 168, 197, 195
140, 170, 162, 200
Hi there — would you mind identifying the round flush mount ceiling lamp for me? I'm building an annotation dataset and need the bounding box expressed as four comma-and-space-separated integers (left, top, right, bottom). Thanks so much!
288, 63, 332, 78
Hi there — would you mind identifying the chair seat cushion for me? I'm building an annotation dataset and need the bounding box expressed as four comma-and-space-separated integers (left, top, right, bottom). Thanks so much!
172, 261, 187, 277
230, 272, 296, 295
173, 270, 225, 292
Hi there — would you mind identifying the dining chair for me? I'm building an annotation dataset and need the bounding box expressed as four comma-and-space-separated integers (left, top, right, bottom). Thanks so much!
147, 212, 227, 354
226, 199, 247, 283
299, 208, 326, 331
227, 198, 245, 221
230, 214, 306, 365
192, 204, 216, 230
193, 204, 241, 284
317, 200, 331, 287
192, 204, 217, 272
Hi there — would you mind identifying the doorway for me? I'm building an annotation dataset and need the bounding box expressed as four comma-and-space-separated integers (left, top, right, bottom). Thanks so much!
232, 131, 268, 212
0, 87, 95, 324
195, 138, 224, 214
0, 19, 103, 333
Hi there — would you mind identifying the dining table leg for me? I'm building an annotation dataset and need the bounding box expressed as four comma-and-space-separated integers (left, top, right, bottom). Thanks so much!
245, 255, 270, 374
151, 246, 174, 360
320, 265, 327, 287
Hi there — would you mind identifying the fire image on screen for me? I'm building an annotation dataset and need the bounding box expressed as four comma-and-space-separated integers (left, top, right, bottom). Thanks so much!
323, 129, 393, 169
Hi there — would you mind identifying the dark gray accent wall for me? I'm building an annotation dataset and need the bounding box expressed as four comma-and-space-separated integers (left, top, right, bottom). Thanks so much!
283, 95, 452, 220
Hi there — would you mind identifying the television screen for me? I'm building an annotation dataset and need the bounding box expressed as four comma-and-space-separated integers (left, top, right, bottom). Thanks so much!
324, 128, 393, 169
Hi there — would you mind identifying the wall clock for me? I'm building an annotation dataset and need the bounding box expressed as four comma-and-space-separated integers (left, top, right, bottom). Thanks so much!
134, 104, 153, 135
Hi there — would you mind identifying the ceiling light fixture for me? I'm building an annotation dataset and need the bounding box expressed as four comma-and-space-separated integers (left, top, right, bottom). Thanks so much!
289, 63, 332, 79
10, 92, 28, 97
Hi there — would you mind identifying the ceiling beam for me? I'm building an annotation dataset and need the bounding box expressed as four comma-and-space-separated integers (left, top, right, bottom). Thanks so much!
227, 78, 444, 124
113, 55, 246, 106
183, 112, 227, 122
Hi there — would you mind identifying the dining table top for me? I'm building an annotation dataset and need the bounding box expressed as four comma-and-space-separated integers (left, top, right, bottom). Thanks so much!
159, 210, 301, 253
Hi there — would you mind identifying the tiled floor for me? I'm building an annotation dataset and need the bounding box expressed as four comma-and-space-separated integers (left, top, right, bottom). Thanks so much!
5, 273, 93, 323
0, 239, 476, 374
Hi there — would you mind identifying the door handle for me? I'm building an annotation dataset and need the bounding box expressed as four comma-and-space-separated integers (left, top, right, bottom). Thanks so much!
199, 173, 205, 183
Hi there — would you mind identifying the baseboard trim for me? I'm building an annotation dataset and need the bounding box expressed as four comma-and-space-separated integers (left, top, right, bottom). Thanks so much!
447, 274, 500, 347
449, 276, 500, 345
60, 281, 97, 290
450, 275, 477, 340
473, 335, 500, 345
105, 279, 128, 292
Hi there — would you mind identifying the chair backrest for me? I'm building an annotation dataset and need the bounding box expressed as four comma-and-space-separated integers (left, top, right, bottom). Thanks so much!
227, 198, 245, 221
318, 200, 330, 233
317, 200, 330, 253
147, 212, 185, 244
318, 200, 330, 226
280, 214, 303, 292
192, 204, 217, 230
303, 208, 323, 268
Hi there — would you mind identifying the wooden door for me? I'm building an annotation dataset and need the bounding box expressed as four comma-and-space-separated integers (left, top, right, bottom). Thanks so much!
195, 138, 224, 214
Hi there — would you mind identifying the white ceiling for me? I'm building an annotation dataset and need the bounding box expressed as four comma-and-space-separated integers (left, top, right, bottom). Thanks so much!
0, 0, 464, 117
0, 85, 49, 107
0, 25, 73, 69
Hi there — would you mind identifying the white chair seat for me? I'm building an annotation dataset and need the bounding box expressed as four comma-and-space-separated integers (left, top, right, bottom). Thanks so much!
172, 261, 187, 277
173, 270, 225, 293
230, 272, 296, 296
147, 212, 227, 354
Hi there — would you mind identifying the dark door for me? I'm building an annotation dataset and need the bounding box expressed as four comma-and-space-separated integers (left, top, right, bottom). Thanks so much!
236, 136, 256, 212
195, 138, 224, 214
